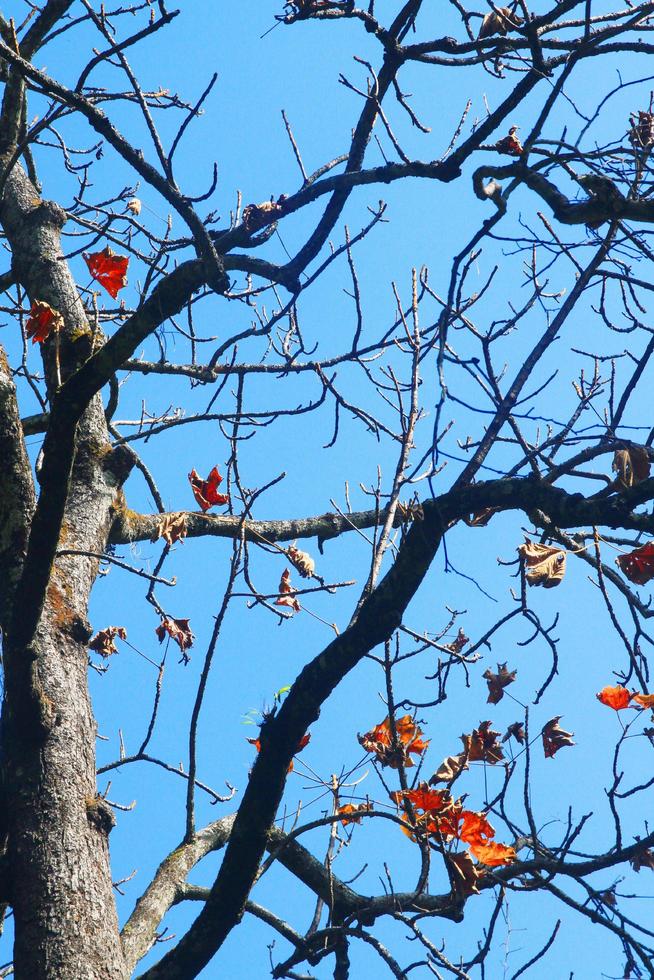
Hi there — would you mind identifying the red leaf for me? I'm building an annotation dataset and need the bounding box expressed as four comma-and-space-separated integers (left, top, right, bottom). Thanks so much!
188, 466, 229, 511
616, 542, 654, 586
596, 685, 632, 710
83, 246, 129, 299
25, 300, 63, 344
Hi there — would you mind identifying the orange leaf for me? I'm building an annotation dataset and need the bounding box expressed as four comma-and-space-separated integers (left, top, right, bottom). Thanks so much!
519, 537, 566, 588
188, 466, 229, 511
596, 685, 632, 710
390, 783, 451, 814
337, 802, 372, 826
633, 692, 654, 709
459, 810, 495, 847
83, 246, 129, 298
358, 715, 429, 769
469, 841, 517, 866
25, 300, 63, 344
616, 542, 654, 586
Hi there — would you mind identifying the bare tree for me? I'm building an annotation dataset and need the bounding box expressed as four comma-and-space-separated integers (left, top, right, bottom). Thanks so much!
3, 1, 654, 977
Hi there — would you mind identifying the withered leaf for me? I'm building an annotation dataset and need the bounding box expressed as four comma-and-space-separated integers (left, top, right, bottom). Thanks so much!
89, 626, 126, 658
446, 850, 479, 899
616, 542, 654, 586
629, 110, 654, 148
150, 512, 187, 546
502, 721, 525, 744
155, 617, 194, 661
242, 196, 287, 233
429, 753, 469, 785
630, 846, 654, 872
275, 569, 301, 613
612, 446, 651, 489
286, 545, 315, 579
462, 721, 504, 764
542, 716, 574, 759
478, 6, 523, 38
464, 506, 501, 527
519, 537, 566, 588
494, 126, 523, 156
446, 627, 469, 655
483, 663, 517, 704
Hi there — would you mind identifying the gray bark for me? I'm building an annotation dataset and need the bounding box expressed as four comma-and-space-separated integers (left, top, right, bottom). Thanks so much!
0, 161, 128, 979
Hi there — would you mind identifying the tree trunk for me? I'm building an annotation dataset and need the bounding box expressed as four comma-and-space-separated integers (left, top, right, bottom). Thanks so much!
0, 161, 128, 979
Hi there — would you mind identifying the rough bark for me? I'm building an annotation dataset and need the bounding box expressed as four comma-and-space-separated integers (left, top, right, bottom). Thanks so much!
0, 161, 129, 979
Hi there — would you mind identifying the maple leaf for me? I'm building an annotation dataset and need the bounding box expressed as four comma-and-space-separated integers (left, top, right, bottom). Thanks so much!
446, 851, 480, 898
188, 466, 229, 511
126, 197, 141, 215
612, 446, 651, 489
494, 126, 523, 156
247, 731, 310, 773
150, 512, 187, 546
616, 542, 654, 586
390, 783, 452, 814
483, 663, 517, 704
88, 626, 126, 658
596, 685, 632, 710
285, 545, 315, 579
25, 300, 64, 344
542, 716, 574, 758
462, 721, 504, 764
470, 841, 517, 866
275, 569, 301, 613
632, 692, 654, 709
429, 753, 469, 784
519, 538, 566, 588
502, 721, 525, 744
459, 810, 495, 847
358, 714, 429, 769
337, 802, 372, 826
155, 617, 194, 661
83, 246, 129, 299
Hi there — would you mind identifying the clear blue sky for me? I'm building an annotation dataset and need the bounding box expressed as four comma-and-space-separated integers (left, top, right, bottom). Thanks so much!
10, 2, 654, 977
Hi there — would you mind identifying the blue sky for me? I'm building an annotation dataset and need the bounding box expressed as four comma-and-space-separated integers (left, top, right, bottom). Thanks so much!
7, 2, 654, 977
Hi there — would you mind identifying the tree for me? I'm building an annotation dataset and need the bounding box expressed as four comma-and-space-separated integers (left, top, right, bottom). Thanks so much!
3, 0, 654, 977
